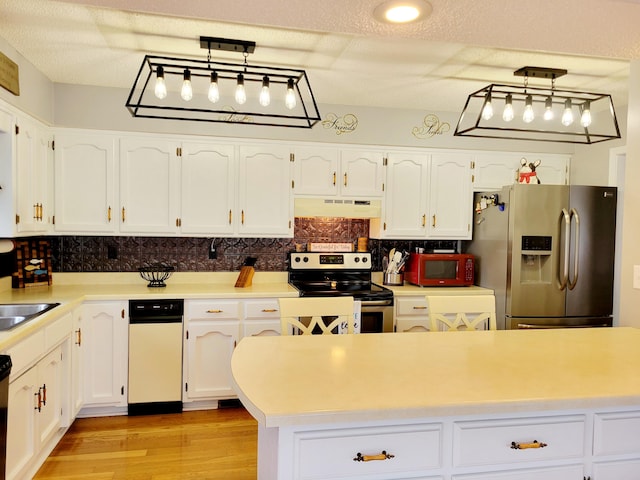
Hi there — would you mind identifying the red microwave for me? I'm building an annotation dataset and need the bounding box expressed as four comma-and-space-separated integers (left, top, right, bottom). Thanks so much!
404, 253, 475, 287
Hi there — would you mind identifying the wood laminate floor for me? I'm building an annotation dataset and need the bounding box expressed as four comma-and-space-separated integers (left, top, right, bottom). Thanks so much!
34, 407, 258, 480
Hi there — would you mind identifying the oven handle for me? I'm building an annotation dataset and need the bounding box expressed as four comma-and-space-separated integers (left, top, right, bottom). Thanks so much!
360, 300, 394, 307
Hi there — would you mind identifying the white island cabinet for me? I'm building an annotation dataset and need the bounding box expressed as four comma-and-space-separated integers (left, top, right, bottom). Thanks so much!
232, 328, 640, 480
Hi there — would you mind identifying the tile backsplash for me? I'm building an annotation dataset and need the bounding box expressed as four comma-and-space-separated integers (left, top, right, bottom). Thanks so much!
1, 218, 459, 276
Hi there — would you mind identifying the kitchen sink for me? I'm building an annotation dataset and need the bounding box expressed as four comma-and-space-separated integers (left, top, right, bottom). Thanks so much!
0, 303, 60, 331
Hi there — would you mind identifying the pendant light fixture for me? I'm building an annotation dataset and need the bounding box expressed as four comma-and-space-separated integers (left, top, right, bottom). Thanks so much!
454, 66, 621, 144
126, 36, 321, 128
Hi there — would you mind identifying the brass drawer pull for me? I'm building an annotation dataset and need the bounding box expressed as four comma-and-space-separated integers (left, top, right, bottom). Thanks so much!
354, 450, 395, 462
511, 440, 547, 450
412, 306, 427, 310
261, 309, 278, 313
206, 309, 224, 313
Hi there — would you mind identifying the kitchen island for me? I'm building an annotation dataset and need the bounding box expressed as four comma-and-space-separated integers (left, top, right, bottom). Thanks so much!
231, 327, 640, 479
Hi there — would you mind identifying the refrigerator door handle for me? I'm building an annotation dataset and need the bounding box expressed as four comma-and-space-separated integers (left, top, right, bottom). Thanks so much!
568, 208, 580, 290
559, 208, 570, 290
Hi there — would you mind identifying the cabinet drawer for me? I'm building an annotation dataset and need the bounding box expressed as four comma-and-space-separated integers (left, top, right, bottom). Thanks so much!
5, 330, 46, 379
592, 459, 640, 479
452, 464, 584, 480
453, 415, 585, 467
244, 299, 280, 320
395, 297, 429, 317
594, 410, 640, 456
186, 300, 241, 320
294, 423, 442, 479
45, 312, 72, 349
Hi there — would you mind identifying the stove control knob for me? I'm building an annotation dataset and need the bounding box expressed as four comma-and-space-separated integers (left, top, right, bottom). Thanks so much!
354, 257, 360, 263
303, 256, 309, 263
362, 257, 368, 263
294, 256, 301, 263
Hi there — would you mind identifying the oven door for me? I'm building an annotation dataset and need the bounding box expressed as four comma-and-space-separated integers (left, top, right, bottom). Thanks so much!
360, 300, 394, 333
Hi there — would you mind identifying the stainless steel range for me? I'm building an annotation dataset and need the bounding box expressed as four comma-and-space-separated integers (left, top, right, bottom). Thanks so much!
288, 252, 394, 333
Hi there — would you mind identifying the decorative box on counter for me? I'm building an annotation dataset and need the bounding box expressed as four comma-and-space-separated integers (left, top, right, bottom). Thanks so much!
12, 239, 52, 288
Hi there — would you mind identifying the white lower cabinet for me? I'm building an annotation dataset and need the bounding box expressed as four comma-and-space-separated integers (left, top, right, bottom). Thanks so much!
243, 298, 282, 337
452, 465, 584, 480
80, 301, 128, 411
590, 409, 640, 479
69, 307, 84, 418
394, 296, 430, 332
7, 345, 65, 480
183, 300, 241, 402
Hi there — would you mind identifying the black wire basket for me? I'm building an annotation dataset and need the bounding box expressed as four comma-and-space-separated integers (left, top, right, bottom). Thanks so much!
138, 263, 175, 287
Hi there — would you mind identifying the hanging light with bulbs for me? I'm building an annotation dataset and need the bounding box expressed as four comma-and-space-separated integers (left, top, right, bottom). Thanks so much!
126, 36, 321, 128
454, 67, 620, 144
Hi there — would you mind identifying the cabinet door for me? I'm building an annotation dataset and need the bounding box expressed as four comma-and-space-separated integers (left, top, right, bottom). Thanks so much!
473, 153, 519, 192
340, 149, 384, 198
395, 296, 430, 332
184, 320, 239, 400
82, 302, 128, 407
427, 153, 473, 239
16, 116, 52, 234
451, 465, 584, 479
180, 141, 237, 235
381, 152, 429, 238
70, 308, 84, 418
36, 346, 64, 449
7, 367, 38, 480
534, 154, 570, 185
119, 137, 180, 234
592, 459, 640, 479
238, 145, 293, 237
293, 146, 339, 196
53, 132, 116, 233
0, 109, 16, 237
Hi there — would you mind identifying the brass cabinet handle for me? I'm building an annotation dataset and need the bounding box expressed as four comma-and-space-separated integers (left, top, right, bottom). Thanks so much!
261, 309, 278, 313
412, 306, 427, 310
241, 210, 245, 225
354, 450, 395, 462
511, 440, 547, 450
422, 214, 426, 227
228, 209, 232, 225
107, 206, 112, 222
35, 390, 42, 412
207, 309, 224, 313
344, 172, 348, 186
432, 214, 436, 227
122, 207, 126, 222
333, 171, 336, 186
42, 383, 47, 406
75, 328, 82, 346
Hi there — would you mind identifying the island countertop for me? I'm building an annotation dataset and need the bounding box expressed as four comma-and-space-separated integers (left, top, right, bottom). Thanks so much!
231, 327, 640, 428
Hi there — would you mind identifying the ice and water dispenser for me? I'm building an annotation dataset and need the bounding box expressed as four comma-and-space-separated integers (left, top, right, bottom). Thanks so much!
520, 235, 553, 283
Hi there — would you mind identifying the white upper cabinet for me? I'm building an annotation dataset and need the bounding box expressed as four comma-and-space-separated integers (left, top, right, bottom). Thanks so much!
238, 145, 293, 237
473, 152, 570, 191
427, 152, 473, 239
179, 141, 236, 235
376, 151, 429, 239
53, 132, 117, 233
15, 115, 53, 235
292, 146, 339, 196
340, 149, 385, 198
119, 137, 180, 234
292, 146, 384, 198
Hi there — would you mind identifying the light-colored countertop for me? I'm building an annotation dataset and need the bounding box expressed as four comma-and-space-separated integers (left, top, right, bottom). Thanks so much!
0, 272, 297, 350
370, 272, 493, 296
231, 327, 640, 428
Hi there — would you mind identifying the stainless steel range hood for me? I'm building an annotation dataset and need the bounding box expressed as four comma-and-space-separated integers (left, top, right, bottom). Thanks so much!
294, 198, 382, 218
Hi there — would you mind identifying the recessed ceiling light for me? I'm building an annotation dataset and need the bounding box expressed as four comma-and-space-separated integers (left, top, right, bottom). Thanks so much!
373, 0, 432, 24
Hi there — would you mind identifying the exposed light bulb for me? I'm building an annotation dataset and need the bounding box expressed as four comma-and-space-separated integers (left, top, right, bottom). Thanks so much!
285, 78, 297, 110
235, 73, 246, 105
562, 98, 574, 126
580, 101, 592, 127
502, 94, 514, 122
208, 71, 219, 103
181, 69, 193, 101
522, 95, 534, 123
543, 96, 554, 121
259, 76, 271, 107
154, 66, 167, 100
481, 92, 493, 120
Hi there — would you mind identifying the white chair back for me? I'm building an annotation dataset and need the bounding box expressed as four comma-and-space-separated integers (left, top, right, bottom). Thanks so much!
426, 295, 497, 331
278, 297, 356, 335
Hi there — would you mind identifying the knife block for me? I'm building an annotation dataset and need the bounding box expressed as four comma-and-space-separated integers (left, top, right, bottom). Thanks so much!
235, 266, 255, 288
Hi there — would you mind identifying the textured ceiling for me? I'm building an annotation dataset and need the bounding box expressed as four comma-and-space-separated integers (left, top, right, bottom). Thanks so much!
0, 0, 635, 112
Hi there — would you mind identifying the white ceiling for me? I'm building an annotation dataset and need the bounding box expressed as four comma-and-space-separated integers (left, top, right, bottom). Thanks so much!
0, 0, 636, 113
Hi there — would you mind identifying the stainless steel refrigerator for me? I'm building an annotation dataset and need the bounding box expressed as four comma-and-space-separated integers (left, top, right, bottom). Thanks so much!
467, 184, 617, 329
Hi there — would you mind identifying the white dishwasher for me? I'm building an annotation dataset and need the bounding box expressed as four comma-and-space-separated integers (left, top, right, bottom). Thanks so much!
128, 299, 184, 416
